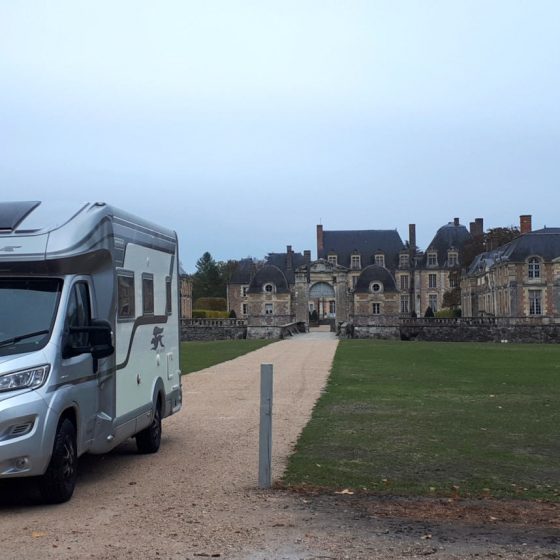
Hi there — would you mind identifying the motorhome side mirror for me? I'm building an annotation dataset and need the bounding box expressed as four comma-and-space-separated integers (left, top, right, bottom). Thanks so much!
89, 320, 114, 360
63, 320, 114, 360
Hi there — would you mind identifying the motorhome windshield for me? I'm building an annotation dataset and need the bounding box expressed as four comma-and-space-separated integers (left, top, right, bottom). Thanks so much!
0, 278, 62, 356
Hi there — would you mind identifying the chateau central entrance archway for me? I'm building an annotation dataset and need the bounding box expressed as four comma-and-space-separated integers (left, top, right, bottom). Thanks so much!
309, 282, 336, 320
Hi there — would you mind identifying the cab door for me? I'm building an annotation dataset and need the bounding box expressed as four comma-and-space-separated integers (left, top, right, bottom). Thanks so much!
59, 280, 98, 449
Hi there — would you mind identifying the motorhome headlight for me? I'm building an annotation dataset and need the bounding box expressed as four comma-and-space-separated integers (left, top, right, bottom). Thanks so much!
0, 365, 50, 393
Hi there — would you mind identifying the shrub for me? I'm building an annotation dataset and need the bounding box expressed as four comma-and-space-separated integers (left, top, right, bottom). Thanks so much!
193, 297, 227, 311
192, 310, 229, 319
435, 309, 455, 318
424, 306, 434, 318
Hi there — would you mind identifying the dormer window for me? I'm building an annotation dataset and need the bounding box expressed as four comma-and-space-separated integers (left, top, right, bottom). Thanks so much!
374, 253, 385, 268
351, 254, 361, 270
327, 254, 338, 265
528, 257, 541, 279
427, 252, 438, 267
448, 251, 458, 267
399, 254, 409, 268
264, 283, 274, 293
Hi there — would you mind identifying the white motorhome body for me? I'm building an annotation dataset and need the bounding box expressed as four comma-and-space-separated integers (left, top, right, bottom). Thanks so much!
0, 201, 182, 502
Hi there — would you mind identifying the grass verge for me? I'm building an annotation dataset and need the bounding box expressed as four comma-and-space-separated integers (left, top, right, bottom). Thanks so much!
180, 339, 274, 374
283, 340, 560, 501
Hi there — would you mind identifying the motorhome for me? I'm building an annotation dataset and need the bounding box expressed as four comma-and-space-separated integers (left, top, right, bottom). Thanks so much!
0, 201, 182, 502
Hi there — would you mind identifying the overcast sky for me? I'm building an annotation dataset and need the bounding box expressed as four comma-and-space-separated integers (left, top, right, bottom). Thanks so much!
1, 1, 559, 272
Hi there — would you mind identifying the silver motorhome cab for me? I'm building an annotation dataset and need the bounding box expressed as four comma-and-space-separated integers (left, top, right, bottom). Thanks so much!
0, 201, 182, 503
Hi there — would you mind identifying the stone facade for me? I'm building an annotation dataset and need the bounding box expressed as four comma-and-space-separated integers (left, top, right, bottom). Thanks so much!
226, 216, 560, 338
461, 224, 560, 319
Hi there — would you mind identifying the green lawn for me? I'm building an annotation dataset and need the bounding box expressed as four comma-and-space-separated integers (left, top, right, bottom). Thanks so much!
180, 339, 274, 374
284, 340, 560, 501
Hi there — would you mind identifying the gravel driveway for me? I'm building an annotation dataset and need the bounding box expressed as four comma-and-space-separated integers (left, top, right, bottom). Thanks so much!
1, 331, 558, 560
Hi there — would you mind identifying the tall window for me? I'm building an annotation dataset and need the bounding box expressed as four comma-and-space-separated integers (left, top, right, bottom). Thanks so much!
241, 285, 249, 297
427, 252, 438, 267
529, 290, 542, 315
400, 296, 409, 314
242, 303, 248, 316
264, 303, 273, 315
399, 254, 409, 268
142, 273, 154, 315
429, 274, 437, 288
528, 257, 541, 279
66, 282, 91, 350
429, 294, 438, 312
329, 301, 336, 314
166, 277, 172, 315
351, 254, 361, 269
374, 254, 385, 268
372, 302, 380, 315
117, 271, 135, 320
400, 274, 409, 291
448, 252, 458, 267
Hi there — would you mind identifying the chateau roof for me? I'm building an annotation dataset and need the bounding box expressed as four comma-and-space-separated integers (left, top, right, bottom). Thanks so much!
319, 229, 404, 269
247, 264, 290, 294
266, 251, 307, 284
423, 221, 472, 267
229, 258, 256, 284
467, 227, 560, 275
354, 264, 398, 293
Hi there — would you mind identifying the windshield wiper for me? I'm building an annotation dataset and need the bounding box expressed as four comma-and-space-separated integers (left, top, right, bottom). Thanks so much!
0, 330, 50, 348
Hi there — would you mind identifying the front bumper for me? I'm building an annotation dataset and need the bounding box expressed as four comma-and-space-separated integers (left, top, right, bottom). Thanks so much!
0, 390, 54, 477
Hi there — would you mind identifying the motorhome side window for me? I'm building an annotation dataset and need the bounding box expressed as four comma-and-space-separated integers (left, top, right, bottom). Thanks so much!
67, 282, 91, 349
117, 272, 135, 320
166, 277, 172, 315
142, 273, 154, 315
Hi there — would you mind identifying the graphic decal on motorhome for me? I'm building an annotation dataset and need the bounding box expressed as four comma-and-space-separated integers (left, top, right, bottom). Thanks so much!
151, 326, 165, 350
0, 245, 22, 252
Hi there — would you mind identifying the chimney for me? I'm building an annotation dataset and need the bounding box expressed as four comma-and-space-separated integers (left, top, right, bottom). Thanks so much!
286, 245, 293, 270
304, 250, 311, 264
520, 215, 532, 235
454, 217, 460, 227
470, 218, 484, 238
408, 224, 416, 254
316, 224, 324, 257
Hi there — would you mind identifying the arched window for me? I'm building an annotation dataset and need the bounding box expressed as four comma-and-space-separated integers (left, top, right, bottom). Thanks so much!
264, 283, 274, 293
528, 257, 541, 279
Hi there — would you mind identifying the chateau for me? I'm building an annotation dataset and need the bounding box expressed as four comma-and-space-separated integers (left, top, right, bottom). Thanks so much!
227, 214, 560, 332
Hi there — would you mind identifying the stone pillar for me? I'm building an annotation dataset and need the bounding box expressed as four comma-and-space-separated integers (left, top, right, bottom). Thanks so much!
295, 269, 310, 324
335, 272, 349, 323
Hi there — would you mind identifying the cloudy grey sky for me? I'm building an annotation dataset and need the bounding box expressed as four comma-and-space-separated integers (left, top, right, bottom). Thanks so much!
1, 1, 559, 271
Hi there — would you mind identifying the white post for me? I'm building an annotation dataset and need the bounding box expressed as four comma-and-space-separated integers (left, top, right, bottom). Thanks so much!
259, 363, 273, 488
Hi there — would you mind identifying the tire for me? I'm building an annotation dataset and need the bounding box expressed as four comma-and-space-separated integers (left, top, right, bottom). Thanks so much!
136, 400, 162, 454
38, 418, 78, 504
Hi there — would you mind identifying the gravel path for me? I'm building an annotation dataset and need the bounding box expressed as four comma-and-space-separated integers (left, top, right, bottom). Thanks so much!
1, 331, 558, 560
0, 331, 340, 559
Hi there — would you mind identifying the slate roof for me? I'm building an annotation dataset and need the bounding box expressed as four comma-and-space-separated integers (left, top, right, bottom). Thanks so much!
423, 222, 472, 267
319, 230, 404, 269
265, 251, 307, 284
247, 264, 290, 294
229, 258, 256, 284
467, 228, 560, 275
354, 264, 398, 293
